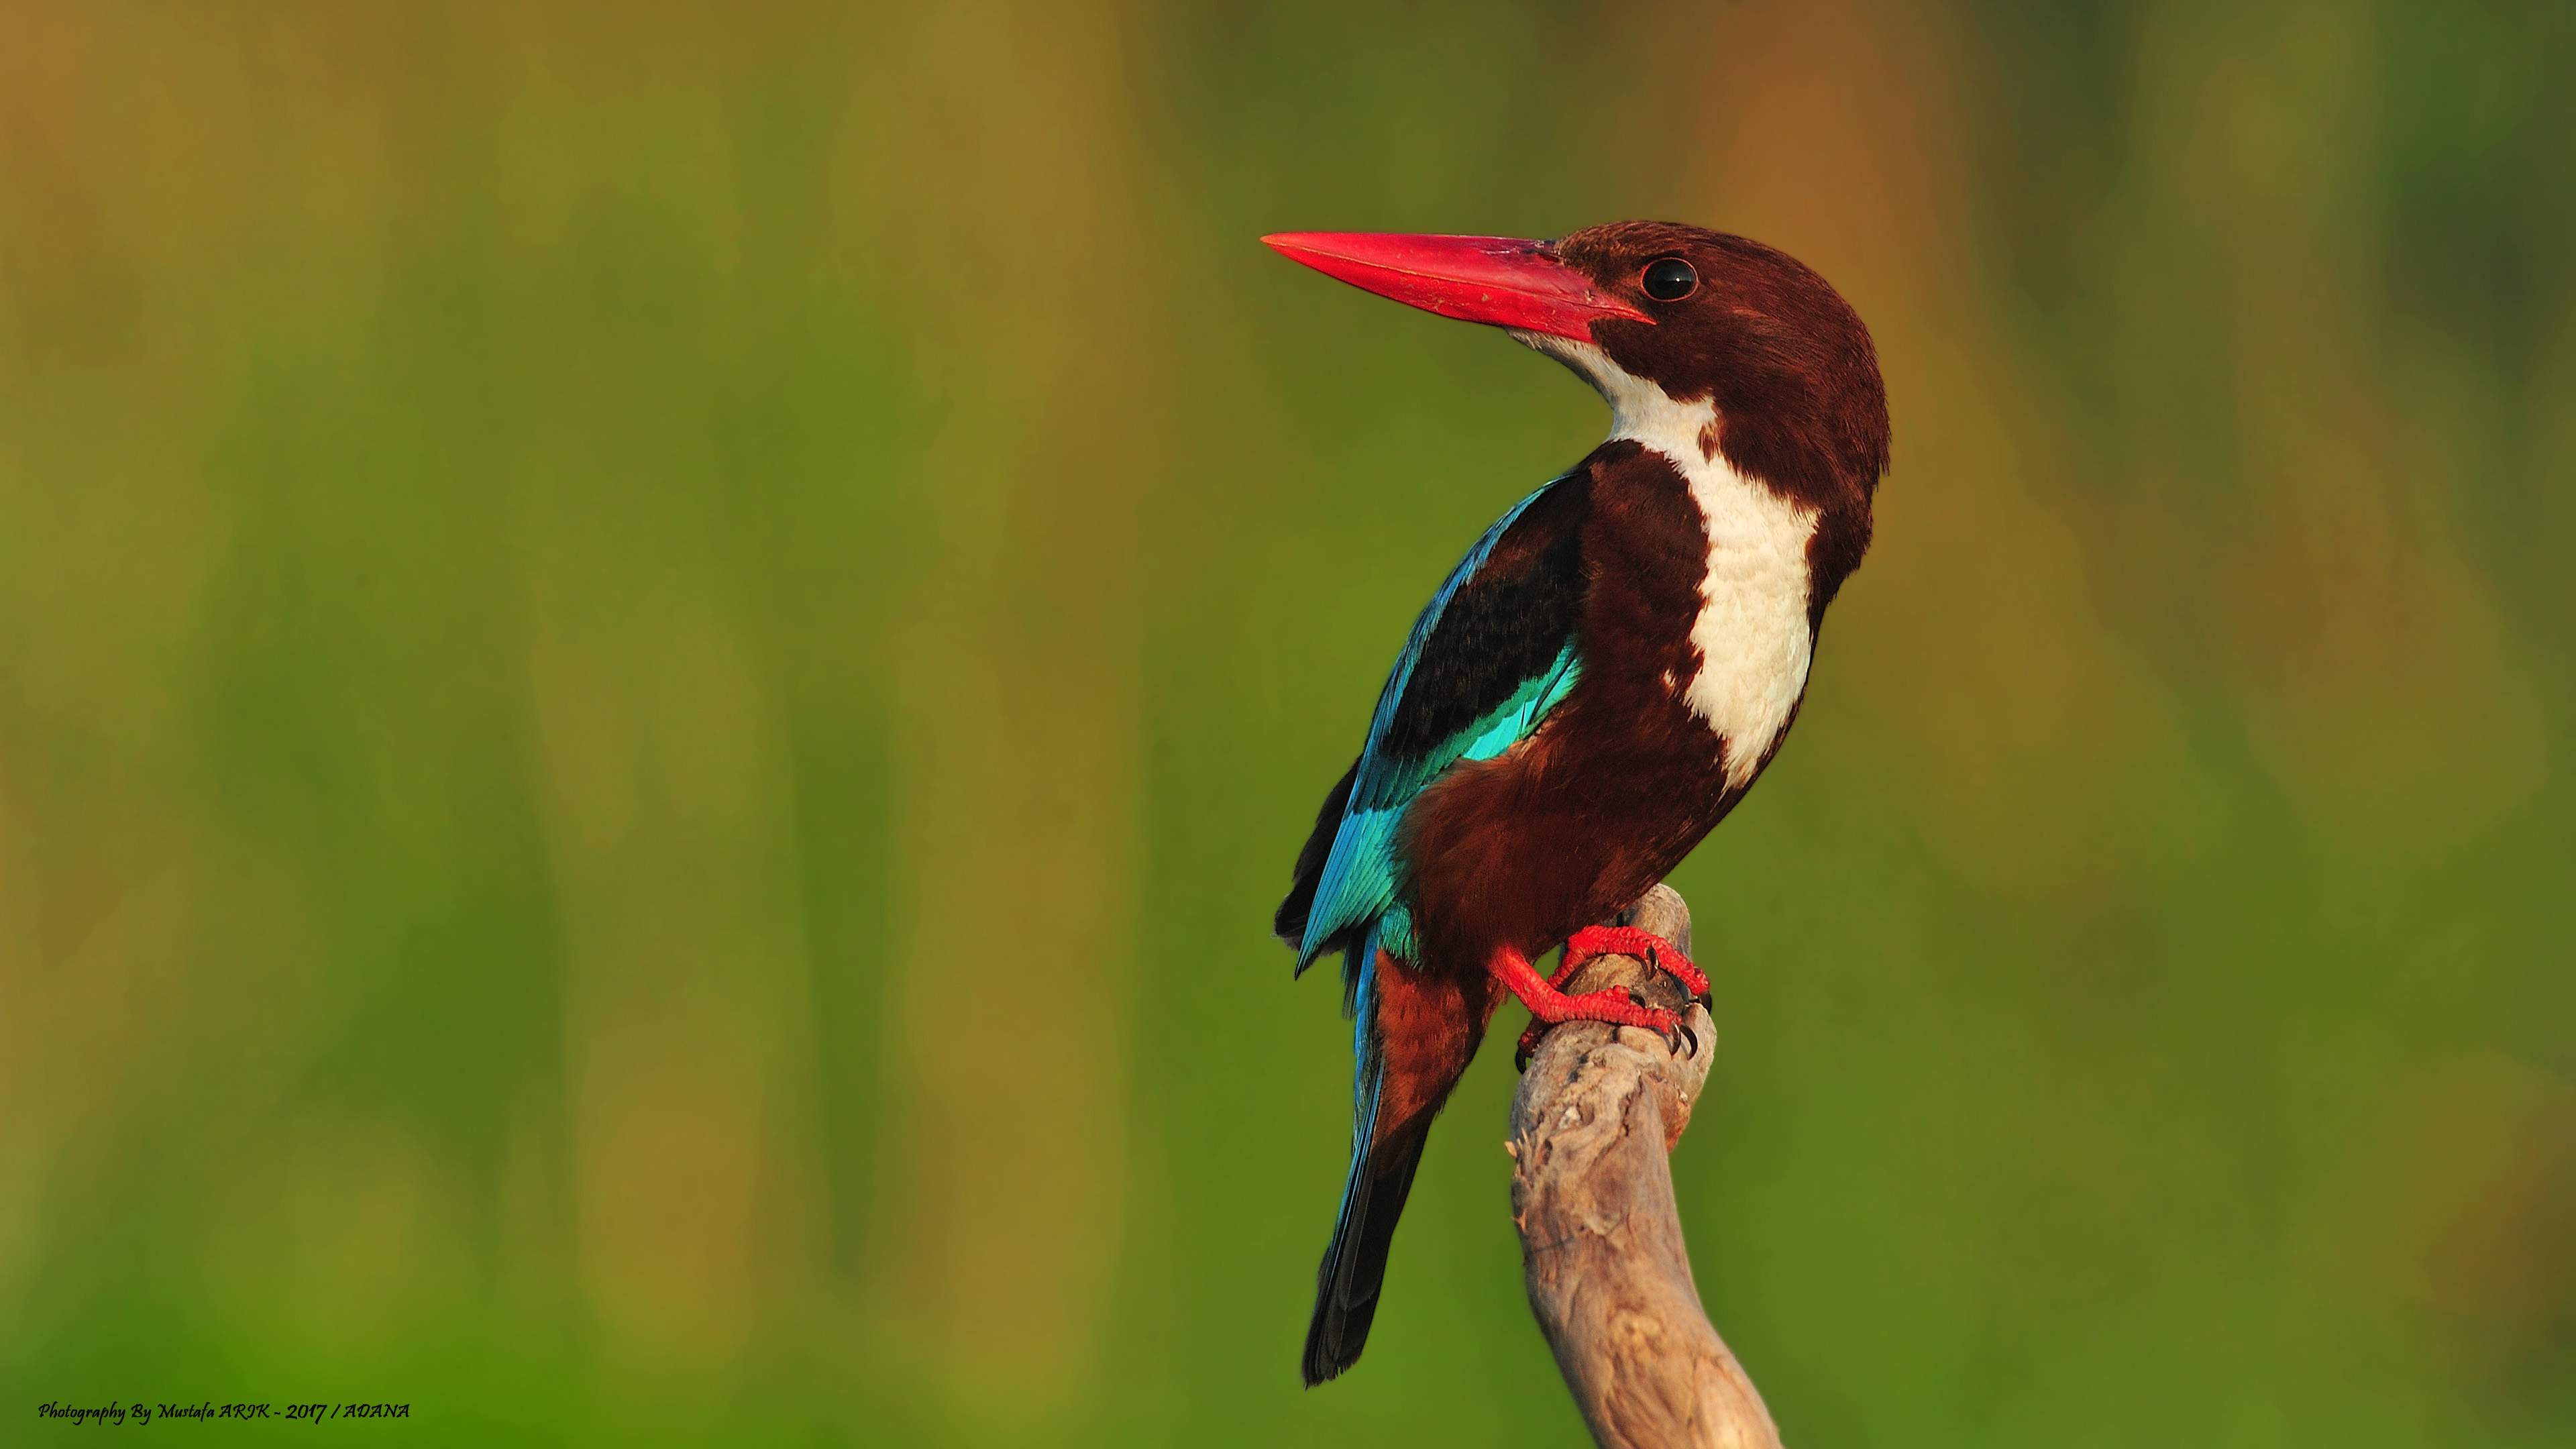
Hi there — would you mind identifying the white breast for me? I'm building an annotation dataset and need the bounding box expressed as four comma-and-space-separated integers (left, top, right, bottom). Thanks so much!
1517, 333, 1820, 788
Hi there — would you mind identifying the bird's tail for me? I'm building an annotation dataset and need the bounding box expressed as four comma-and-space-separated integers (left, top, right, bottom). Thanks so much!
1303, 932, 1481, 1387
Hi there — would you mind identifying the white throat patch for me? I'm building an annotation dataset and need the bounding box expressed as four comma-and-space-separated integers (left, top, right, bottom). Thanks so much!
1514, 333, 1819, 788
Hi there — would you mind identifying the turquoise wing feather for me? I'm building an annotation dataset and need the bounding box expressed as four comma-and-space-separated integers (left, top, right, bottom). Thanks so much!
1293, 473, 1590, 983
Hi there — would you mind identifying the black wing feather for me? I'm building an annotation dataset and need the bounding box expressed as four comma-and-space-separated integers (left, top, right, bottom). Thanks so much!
1377, 479, 1591, 761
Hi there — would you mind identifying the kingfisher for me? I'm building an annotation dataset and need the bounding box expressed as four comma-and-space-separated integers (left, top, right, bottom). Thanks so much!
1267, 223, 1890, 1386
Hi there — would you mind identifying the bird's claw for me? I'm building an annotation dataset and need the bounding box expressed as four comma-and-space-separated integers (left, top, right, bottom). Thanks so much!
1519, 1011, 1695, 1068
1560, 925, 1710, 1000
1513, 1021, 1548, 1073
1664, 1017, 1699, 1061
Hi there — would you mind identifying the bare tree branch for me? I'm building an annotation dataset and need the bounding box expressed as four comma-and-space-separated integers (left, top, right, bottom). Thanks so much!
1509, 884, 1782, 1449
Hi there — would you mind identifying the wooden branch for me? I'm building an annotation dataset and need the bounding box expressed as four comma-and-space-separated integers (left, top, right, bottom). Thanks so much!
1509, 884, 1782, 1449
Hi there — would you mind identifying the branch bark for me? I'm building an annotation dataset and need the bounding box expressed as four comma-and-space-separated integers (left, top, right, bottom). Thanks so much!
1509, 884, 1782, 1449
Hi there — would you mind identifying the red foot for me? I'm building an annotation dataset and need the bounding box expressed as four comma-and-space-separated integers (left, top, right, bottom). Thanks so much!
1557, 925, 1710, 1000
1493, 944, 1695, 1069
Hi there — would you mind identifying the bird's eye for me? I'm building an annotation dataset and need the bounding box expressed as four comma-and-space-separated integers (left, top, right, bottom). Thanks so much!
1641, 257, 1697, 301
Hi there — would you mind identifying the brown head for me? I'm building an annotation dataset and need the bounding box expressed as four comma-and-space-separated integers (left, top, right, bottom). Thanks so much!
1263, 223, 1890, 600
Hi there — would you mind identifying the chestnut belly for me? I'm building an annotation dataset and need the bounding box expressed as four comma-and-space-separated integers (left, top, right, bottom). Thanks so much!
1396, 682, 1765, 981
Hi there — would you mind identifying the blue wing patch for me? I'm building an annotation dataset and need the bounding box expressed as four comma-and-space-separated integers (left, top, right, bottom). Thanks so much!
1295, 477, 1587, 989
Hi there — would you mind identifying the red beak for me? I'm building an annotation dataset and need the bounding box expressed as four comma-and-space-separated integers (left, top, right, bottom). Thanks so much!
1262, 232, 1651, 343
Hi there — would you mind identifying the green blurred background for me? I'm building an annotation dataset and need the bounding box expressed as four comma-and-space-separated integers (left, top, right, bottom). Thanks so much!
5, 0, 2572, 1443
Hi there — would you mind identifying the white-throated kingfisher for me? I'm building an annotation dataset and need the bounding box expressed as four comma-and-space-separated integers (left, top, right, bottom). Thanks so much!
1267, 223, 1890, 1386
